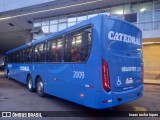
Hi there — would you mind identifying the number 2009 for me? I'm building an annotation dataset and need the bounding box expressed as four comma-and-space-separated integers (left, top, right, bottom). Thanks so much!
73, 71, 85, 79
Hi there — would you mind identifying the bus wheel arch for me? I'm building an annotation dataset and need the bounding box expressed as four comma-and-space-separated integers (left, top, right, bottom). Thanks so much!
35, 75, 45, 97
27, 74, 35, 92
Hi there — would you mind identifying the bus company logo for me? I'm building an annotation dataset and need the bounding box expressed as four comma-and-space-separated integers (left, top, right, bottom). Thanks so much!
20, 66, 29, 71
108, 31, 141, 45
126, 78, 133, 84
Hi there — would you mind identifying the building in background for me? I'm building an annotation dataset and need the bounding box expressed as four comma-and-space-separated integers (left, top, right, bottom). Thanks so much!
31, 0, 160, 40
0, 0, 159, 83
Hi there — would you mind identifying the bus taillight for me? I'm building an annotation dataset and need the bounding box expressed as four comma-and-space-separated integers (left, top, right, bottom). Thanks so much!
102, 60, 110, 92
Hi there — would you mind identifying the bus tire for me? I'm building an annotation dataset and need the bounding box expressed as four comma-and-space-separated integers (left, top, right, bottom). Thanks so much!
27, 75, 35, 92
36, 77, 45, 97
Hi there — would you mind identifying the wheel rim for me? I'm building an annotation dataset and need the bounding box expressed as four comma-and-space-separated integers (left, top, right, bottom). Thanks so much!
37, 80, 43, 94
28, 77, 32, 89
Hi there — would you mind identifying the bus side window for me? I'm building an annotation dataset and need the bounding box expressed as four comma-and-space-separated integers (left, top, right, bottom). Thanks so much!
81, 28, 92, 61
46, 37, 63, 62
46, 40, 54, 62
71, 46, 80, 62
26, 47, 33, 63
34, 43, 45, 62
14, 51, 20, 63
19, 49, 25, 63
29, 47, 33, 62
26, 48, 29, 62
56, 38, 63, 62
64, 26, 92, 63
19, 50, 23, 63
64, 34, 73, 62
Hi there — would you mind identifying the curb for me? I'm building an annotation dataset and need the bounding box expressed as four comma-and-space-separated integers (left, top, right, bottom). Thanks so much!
144, 83, 160, 85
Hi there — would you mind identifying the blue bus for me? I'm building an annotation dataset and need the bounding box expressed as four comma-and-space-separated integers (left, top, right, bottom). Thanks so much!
5, 15, 143, 109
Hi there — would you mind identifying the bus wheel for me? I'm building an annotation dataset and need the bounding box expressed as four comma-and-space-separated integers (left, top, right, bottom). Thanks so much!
36, 77, 45, 97
27, 75, 34, 92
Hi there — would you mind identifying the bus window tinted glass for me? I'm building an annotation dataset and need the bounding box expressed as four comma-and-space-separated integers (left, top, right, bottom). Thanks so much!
26, 47, 33, 63
34, 43, 45, 62
64, 26, 92, 62
14, 51, 20, 63
46, 37, 63, 62
19, 50, 25, 63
